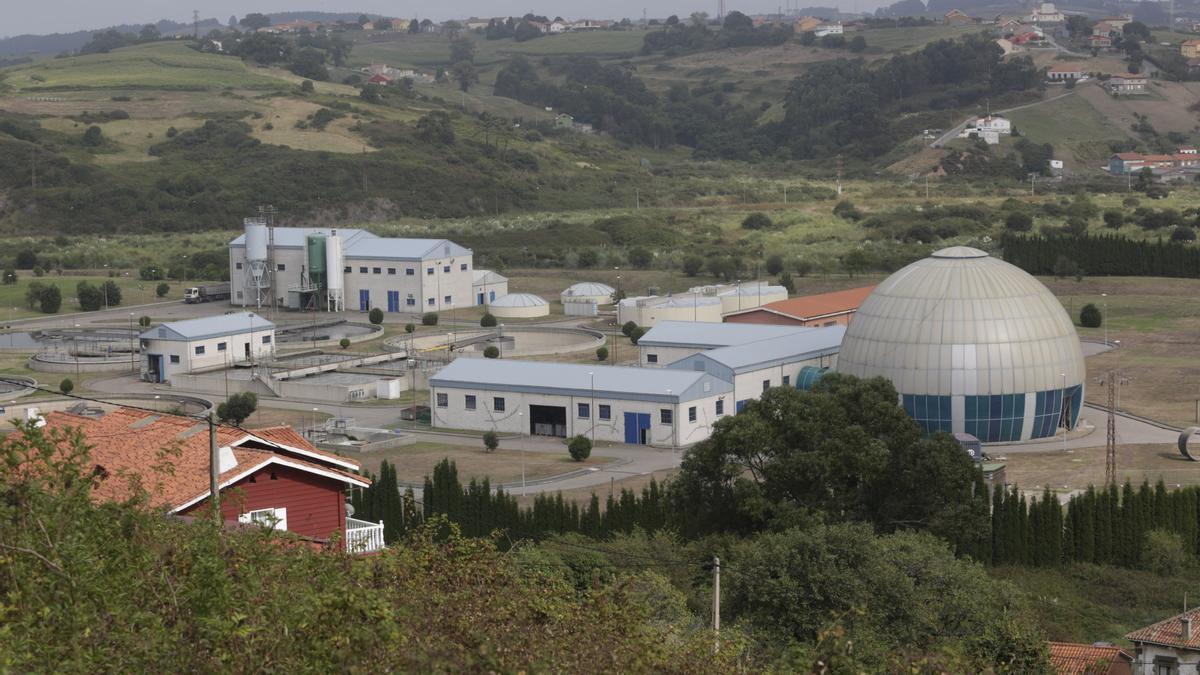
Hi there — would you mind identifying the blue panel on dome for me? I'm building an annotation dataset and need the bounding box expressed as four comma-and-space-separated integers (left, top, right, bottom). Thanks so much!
796, 366, 828, 391
903, 394, 952, 436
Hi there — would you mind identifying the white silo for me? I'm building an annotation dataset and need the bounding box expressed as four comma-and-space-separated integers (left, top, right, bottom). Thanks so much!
325, 229, 345, 312
243, 218, 271, 308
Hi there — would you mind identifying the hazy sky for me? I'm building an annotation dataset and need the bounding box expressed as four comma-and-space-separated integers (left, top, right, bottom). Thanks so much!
4, 1, 881, 37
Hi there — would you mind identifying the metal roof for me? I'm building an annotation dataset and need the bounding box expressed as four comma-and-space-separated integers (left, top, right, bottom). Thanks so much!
229, 227, 372, 249
562, 282, 615, 298
490, 293, 547, 307
140, 312, 275, 342
229, 228, 471, 261
637, 321, 812, 349
429, 358, 731, 403
684, 326, 845, 373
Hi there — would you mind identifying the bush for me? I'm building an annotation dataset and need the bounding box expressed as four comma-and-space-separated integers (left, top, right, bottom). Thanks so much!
1102, 209, 1124, 229
1122, 196, 1141, 208
765, 254, 784, 276
483, 345, 500, 359
682, 255, 704, 277
567, 435, 592, 461
741, 212, 773, 230
576, 249, 599, 268
596, 346, 609, 361
405, 323, 415, 333
155, 282, 170, 298
481, 313, 497, 327
300, 79, 315, 93
629, 326, 647, 345
1005, 212, 1033, 232
82, 125, 104, 146
621, 321, 637, 337
59, 378, 73, 395
339, 337, 351, 349
138, 315, 151, 327
482, 430, 499, 453
778, 272, 795, 294
32, 267, 44, 277
217, 392, 258, 425
1, 269, 15, 285
422, 312, 439, 326
1141, 529, 1190, 576
368, 307, 384, 325
1079, 303, 1102, 328
832, 200, 862, 221
1064, 218, 1089, 237
38, 285, 62, 314
1171, 226, 1196, 242
628, 247, 653, 268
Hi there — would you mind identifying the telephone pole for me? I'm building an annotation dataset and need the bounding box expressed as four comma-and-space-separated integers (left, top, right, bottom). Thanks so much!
193, 10, 200, 38
711, 556, 721, 653
208, 411, 222, 524
1105, 370, 1117, 485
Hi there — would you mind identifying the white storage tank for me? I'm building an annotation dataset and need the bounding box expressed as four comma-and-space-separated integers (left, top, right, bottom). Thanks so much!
717, 284, 788, 314
489, 293, 550, 318
325, 231, 344, 312
560, 282, 616, 305
244, 219, 268, 262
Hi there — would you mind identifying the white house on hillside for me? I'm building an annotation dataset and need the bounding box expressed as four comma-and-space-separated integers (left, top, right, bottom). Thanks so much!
814, 22, 843, 36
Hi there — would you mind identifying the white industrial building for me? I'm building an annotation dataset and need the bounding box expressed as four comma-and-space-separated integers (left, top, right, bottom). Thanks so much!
617, 282, 787, 328
667, 327, 844, 412
229, 222, 500, 314
636, 321, 814, 367
473, 270, 509, 306
488, 293, 550, 318
429, 358, 733, 447
140, 312, 275, 384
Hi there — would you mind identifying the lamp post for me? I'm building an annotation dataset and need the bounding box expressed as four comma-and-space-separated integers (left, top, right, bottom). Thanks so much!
736, 279, 742, 311
312, 407, 319, 439
613, 271, 621, 367
1101, 293, 1108, 347
1061, 371, 1068, 452
102, 264, 109, 310
129, 312, 135, 373
589, 370, 595, 445
517, 410, 526, 495
73, 323, 80, 379
498, 323, 504, 358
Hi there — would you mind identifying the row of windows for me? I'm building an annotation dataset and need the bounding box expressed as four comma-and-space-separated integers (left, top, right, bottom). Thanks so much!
902, 394, 953, 435
438, 396, 727, 423
193, 335, 271, 356
237, 262, 470, 275
964, 393, 1026, 443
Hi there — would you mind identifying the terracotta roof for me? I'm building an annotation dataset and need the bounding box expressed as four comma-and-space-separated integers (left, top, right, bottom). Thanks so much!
729, 286, 875, 321
1048, 642, 1132, 675
249, 425, 362, 471
1143, 154, 1175, 161
1113, 153, 1144, 160
1126, 607, 1200, 649
1050, 64, 1082, 72
41, 408, 365, 513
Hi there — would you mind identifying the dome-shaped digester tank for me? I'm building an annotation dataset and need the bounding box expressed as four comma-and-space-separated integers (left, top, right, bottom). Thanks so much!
835, 246, 1086, 443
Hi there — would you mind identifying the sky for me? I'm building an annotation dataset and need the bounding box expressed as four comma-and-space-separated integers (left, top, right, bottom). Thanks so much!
3, 1, 884, 38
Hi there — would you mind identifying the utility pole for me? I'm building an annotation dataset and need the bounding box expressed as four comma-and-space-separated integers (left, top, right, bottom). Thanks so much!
711, 556, 721, 653
208, 411, 221, 524
193, 10, 200, 38
835, 154, 843, 196
1105, 370, 1117, 485
925, 175, 930, 199
782, 184, 787, 204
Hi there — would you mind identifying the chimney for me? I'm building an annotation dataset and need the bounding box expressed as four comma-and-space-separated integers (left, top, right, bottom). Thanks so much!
1182, 616, 1193, 641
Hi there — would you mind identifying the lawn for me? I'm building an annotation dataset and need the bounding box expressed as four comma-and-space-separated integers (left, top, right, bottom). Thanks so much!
1, 42, 288, 91
357, 440, 601, 485
350, 30, 647, 69
862, 25, 984, 52
1005, 91, 1127, 168
0, 275, 200, 320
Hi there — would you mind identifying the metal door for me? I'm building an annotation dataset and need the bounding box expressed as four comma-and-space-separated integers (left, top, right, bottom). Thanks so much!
359, 289, 370, 311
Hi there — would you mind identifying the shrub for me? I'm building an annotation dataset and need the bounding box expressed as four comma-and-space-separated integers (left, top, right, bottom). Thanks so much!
481, 313, 497, 327
576, 250, 599, 268
300, 79, 315, 93
765, 254, 784, 276
1079, 303, 1102, 328
405, 323, 415, 333
482, 430, 499, 453
32, 267, 44, 277
682, 255, 704, 277
217, 392, 258, 425
567, 435, 592, 461
82, 126, 104, 146
138, 315, 151, 327
39, 285, 62, 314
629, 326, 647, 345
1, 269, 15, 285
59, 378, 73, 395
1122, 196, 1140, 208
1005, 212, 1033, 232
621, 321, 637, 337
832, 200, 862, 221
483, 345, 500, 358
1171, 226, 1196, 242
155, 282, 170, 298
1064, 218, 1089, 237
628, 247, 653, 268
741, 212, 773, 230
1102, 209, 1124, 229
595, 346, 608, 361
1141, 529, 1190, 576
339, 337, 351, 349
422, 312, 438, 326
368, 307, 384, 325
778, 272, 795, 294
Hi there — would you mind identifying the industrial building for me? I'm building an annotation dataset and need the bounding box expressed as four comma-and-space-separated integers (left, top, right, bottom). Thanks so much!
429, 358, 732, 446
617, 282, 787, 328
835, 246, 1086, 442
229, 221, 501, 314
668, 327, 844, 412
488, 293, 550, 318
140, 312, 275, 384
724, 286, 874, 327
473, 270, 509, 306
637, 321, 814, 367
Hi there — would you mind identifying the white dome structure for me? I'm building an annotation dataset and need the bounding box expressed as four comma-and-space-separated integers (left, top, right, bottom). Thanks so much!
716, 284, 789, 314
835, 246, 1085, 443
560, 282, 616, 305
488, 293, 550, 318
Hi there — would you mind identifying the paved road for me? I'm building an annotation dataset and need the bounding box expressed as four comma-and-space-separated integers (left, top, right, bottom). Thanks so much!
929, 91, 1076, 148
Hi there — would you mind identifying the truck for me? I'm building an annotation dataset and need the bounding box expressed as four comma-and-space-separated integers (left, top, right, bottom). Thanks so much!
183, 283, 231, 304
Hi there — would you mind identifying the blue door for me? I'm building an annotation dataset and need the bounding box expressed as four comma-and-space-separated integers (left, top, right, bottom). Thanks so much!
359, 289, 370, 311
387, 291, 400, 313
477, 292, 485, 305
489, 290, 496, 302
623, 412, 651, 445
151, 354, 165, 383
736, 400, 749, 413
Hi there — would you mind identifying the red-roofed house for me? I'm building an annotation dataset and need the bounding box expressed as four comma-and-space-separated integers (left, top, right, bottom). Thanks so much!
1048, 642, 1132, 675
40, 407, 382, 552
1088, 35, 1113, 49
367, 74, 391, 85
1126, 607, 1200, 673
724, 286, 875, 327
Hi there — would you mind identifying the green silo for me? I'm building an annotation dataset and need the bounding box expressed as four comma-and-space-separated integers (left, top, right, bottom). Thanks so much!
306, 234, 327, 289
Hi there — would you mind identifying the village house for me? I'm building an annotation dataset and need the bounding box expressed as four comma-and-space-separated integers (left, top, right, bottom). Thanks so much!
996, 15, 1025, 32
40, 407, 383, 553
814, 22, 843, 37
1125, 606, 1200, 674
1181, 39, 1200, 59
1047, 64, 1085, 81
1088, 35, 1113, 49
1104, 75, 1147, 96
1092, 21, 1117, 36
1026, 2, 1064, 24
1107, 148, 1199, 174
1102, 15, 1133, 30
944, 9, 974, 26
793, 16, 822, 32
1048, 642, 1133, 675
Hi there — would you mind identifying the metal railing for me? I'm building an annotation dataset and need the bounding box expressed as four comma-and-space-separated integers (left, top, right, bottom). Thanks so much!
345, 517, 385, 553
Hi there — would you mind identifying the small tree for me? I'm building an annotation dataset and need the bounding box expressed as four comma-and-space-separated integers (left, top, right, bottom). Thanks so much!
1005, 212, 1033, 232
483, 345, 500, 359
421, 312, 439, 326
1102, 209, 1124, 229
300, 79, 315, 93
339, 337, 351, 349
155, 282, 170, 298
82, 126, 104, 146
629, 326, 647, 345
480, 313, 497, 327
741, 212, 773, 230
628, 247, 653, 268
59, 378, 74, 395
1, 269, 16, 285
567, 434, 592, 462
765, 254, 784, 275
682, 255, 704, 277
103, 280, 122, 307
217, 392, 258, 425
1079, 303, 1102, 328
368, 307, 384, 325
482, 430, 499, 453
1141, 529, 1190, 576
404, 323, 415, 333
778, 271, 795, 294
621, 321, 638, 337
39, 285, 62, 314
138, 315, 151, 327
596, 346, 609, 361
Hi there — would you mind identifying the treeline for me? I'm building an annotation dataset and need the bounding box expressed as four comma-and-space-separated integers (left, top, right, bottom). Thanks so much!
778, 33, 1041, 158
351, 459, 672, 544
196, 29, 352, 81
991, 481, 1200, 571
641, 11, 793, 56
1002, 232, 1200, 278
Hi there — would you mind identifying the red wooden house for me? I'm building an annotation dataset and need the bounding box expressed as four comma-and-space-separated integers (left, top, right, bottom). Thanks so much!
42, 407, 383, 552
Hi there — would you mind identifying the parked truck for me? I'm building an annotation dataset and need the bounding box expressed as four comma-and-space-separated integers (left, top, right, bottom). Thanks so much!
183, 283, 231, 304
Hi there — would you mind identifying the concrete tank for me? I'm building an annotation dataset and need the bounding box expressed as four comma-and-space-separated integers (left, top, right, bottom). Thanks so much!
326, 232, 344, 292
244, 219, 268, 262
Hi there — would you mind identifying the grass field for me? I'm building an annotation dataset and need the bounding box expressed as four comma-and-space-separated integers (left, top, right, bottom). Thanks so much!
0, 42, 288, 91
356, 440, 602, 484
252, 97, 374, 153
1006, 91, 1127, 169
861, 25, 984, 52
1002, 443, 1200, 492
0, 275, 194, 321
350, 31, 647, 70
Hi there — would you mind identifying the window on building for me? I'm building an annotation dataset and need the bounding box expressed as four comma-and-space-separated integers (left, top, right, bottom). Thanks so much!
465, 395, 476, 410
406, 297, 416, 306
716, 399, 725, 416
235, 291, 243, 300
240, 507, 287, 531
443, 265, 450, 273
823, 321, 837, 327
360, 267, 368, 274
688, 406, 697, 422
387, 268, 396, 275
427, 298, 435, 306
444, 295, 452, 305
344, 266, 351, 274
217, 342, 227, 352
647, 354, 658, 364
373, 267, 382, 275
494, 397, 505, 412
436, 393, 448, 408
426, 267, 434, 275
406, 268, 415, 276
262, 335, 272, 344
661, 409, 673, 425
782, 375, 790, 386
762, 379, 770, 392
598, 404, 611, 420
235, 262, 243, 269
276, 264, 286, 272
460, 263, 468, 271
195, 345, 205, 355
578, 403, 590, 418
169, 355, 180, 364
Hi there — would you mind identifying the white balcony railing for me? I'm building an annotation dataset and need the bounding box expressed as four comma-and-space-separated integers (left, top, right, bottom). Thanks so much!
346, 517, 385, 553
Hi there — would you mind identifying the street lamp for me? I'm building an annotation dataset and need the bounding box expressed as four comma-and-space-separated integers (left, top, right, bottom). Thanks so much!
1061, 372, 1068, 453
73, 323, 80, 379
589, 371, 595, 445
129, 313, 135, 373
517, 410, 526, 495
102, 265, 109, 310
312, 407, 319, 438
1101, 293, 1108, 347
498, 323, 504, 358
613, 271, 621, 367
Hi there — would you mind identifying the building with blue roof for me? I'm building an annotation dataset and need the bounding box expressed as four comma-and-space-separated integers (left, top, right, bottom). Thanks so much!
139, 312, 275, 383
429, 358, 733, 447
